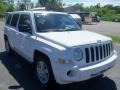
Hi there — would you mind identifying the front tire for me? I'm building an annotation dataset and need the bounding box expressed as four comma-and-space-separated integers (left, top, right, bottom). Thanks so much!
92, 74, 104, 81
35, 57, 56, 88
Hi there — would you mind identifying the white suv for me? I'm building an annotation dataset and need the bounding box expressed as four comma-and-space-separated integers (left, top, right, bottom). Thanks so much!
4, 11, 117, 88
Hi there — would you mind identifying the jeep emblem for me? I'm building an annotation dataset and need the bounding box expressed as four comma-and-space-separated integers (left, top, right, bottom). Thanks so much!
97, 40, 102, 43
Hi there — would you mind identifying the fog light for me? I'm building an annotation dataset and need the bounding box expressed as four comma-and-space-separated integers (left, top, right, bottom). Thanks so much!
67, 70, 76, 77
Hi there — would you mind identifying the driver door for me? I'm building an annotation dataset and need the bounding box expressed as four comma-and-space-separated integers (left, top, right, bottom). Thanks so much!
15, 13, 33, 61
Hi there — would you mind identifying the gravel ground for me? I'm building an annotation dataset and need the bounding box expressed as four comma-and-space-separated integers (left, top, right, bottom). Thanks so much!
0, 21, 120, 90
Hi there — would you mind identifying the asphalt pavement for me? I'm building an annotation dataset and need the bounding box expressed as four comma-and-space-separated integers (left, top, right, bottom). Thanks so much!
83, 21, 120, 36
0, 21, 120, 90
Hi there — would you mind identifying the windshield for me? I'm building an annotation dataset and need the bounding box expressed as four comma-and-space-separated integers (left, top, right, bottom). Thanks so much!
34, 13, 81, 32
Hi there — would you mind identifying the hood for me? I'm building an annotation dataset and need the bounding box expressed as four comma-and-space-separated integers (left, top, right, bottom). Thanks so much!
36, 30, 111, 47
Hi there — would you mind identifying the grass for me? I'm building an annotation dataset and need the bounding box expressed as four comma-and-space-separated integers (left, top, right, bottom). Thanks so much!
107, 35, 120, 44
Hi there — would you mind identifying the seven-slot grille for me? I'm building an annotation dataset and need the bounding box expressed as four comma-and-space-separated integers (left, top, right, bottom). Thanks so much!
85, 41, 113, 64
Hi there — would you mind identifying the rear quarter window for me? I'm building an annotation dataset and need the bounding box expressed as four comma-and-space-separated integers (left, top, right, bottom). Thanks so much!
6, 14, 12, 25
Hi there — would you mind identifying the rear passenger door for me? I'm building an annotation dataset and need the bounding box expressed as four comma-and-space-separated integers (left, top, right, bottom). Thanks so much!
10, 14, 20, 49
5, 14, 20, 49
5, 14, 13, 46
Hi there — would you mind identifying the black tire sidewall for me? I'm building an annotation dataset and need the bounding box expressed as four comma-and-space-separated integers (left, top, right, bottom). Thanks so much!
35, 57, 56, 88
5, 39, 12, 55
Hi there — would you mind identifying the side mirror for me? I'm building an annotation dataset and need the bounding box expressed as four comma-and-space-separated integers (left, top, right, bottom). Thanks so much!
19, 24, 32, 34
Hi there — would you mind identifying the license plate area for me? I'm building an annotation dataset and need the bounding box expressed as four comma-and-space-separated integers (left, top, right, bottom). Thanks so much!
90, 67, 112, 77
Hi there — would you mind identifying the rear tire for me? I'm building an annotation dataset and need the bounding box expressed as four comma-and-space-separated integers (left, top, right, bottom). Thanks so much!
35, 57, 56, 88
5, 39, 14, 55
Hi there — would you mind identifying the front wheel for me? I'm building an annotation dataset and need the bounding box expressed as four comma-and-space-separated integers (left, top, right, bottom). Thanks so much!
92, 74, 104, 81
35, 57, 56, 88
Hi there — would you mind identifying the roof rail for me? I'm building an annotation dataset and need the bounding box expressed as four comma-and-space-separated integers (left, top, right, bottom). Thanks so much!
30, 7, 46, 11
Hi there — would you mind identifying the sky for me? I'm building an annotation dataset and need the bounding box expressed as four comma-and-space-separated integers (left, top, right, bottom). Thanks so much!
32, 0, 120, 7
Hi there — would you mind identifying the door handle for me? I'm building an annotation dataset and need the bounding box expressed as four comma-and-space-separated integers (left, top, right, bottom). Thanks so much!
16, 33, 19, 35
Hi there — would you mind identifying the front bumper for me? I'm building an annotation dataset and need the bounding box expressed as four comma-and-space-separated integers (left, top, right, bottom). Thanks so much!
52, 53, 117, 84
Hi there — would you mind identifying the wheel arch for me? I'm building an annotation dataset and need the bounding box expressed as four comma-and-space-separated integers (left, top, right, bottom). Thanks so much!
33, 50, 51, 63
4, 34, 8, 40
33, 49, 57, 85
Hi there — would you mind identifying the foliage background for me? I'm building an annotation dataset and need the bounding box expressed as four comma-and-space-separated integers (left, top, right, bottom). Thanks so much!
0, 0, 120, 21
74, 3, 120, 21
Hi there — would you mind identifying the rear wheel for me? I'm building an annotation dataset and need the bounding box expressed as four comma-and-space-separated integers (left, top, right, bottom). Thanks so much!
35, 57, 56, 88
5, 39, 14, 55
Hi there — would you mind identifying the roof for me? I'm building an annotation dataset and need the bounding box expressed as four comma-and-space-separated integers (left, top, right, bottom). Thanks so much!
7, 10, 67, 15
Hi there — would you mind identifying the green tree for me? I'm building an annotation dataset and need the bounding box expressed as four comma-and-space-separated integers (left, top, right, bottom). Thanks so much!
74, 3, 84, 11
15, 0, 20, 10
38, 0, 63, 11
96, 3, 100, 8
31, 2, 34, 9
6, 0, 15, 12
38, 0, 48, 6
35, 3, 41, 8
113, 6, 120, 14
19, 3, 26, 10
0, 0, 5, 17
82, 4, 120, 21
104, 4, 113, 9
21, 0, 31, 10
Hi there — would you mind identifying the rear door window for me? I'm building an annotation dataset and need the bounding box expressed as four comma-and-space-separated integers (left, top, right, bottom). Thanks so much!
11, 14, 19, 27
6, 14, 12, 25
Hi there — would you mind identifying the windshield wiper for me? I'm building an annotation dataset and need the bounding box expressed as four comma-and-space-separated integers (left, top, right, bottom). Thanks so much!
66, 28, 79, 31
39, 29, 65, 32
38, 28, 79, 32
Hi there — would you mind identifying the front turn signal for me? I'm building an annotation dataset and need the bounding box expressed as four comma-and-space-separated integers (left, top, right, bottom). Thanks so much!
57, 58, 65, 64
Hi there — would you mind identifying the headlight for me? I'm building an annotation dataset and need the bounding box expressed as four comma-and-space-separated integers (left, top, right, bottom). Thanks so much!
73, 48, 83, 61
